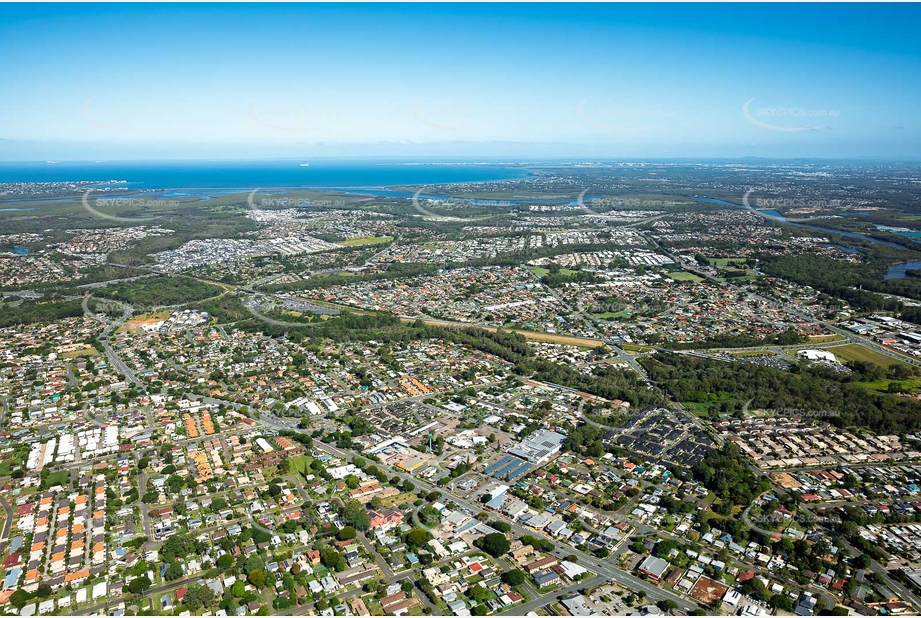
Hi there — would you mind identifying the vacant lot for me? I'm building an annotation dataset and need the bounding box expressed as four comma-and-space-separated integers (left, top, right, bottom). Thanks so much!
527, 266, 579, 277
340, 236, 393, 246
408, 318, 604, 348
854, 378, 921, 394
707, 257, 743, 267
118, 310, 173, 333
806, 334, 846, 343
594, 310, 631, 320
287, 455, 315, 475
61, 345, 100, 359
831, 343, 911, 369
621, 344, 654, 353
666, 271, 704, 282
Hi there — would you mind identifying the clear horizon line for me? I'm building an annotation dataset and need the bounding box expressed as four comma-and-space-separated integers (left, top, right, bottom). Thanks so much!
3, 155, 921, 164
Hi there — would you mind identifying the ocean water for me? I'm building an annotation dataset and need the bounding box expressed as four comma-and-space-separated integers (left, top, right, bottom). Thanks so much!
0, 160, 528, 190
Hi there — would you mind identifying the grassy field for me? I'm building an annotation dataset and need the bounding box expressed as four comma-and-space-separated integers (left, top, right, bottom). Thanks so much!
684, 401, 715, 416
527, 266, 578, 277
807, 334, 846, 343
61, 345, 100, 359
731, 350, 777, 358
407, 318, 604, 348
340, 236, 393, 246
306, 298, 372, 315
42, 470, 69, 489
666, 271, 704, 282
380, 491, 416, 507
830, 343, 911, 369
505, 329, 601, 347
594, 310, 631, 320
854, 378, 921, 393
707, 257, 741, 267
621, 344, 654, 353
287, 455, 314, 475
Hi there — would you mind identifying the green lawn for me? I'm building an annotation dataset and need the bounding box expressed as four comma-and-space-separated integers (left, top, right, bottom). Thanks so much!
528, 266, 578, 277
830, 343, 911, 369
684, 401, 717, 416
854, 378, 921, 393
594, 310, 632, 320
340, 236, 393, 246
287, 455, 314, 475
42, 470, 69, 488
666, 271, 704, 282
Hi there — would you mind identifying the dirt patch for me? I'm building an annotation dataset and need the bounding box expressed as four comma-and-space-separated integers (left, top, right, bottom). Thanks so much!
689, 576, 729, 605
118, 311, 173, 333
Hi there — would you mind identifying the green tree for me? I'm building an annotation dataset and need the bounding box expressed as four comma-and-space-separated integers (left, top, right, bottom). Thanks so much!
340, 499, 371, 531
475, 533, 510, 557
488, 520, 511, 533
186, 585, 215, 610
248, 569, 267, 588
337, 526, 357, 541
161, 533, 197, 562
770, 594, 796, 612
9, 590, 30, 609
128, 576, 152, 595
165, 561, 184, 581
501, 569, 526, 586
656, 599, 678, 612
406, 528, 433, 548
243, 555, 265, 574
320, 547, 345, 571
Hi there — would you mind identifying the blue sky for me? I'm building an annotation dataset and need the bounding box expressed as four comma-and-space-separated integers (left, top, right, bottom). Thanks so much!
1, 3, 919, 160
